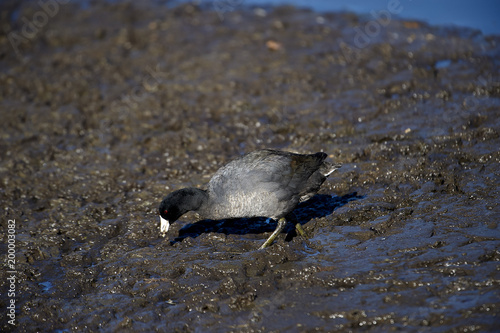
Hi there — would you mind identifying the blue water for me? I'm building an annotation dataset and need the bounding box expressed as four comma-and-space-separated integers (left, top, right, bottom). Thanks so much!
203, 0, 500, 35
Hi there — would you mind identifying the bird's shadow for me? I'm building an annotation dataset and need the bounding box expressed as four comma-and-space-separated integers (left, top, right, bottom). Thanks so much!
171, 192, 363, 245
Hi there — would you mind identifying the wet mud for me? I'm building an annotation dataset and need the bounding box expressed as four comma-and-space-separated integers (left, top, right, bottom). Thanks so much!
1, 1, 499, 332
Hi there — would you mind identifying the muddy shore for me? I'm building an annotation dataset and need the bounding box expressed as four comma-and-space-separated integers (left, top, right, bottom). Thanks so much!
1, 1, 499, 332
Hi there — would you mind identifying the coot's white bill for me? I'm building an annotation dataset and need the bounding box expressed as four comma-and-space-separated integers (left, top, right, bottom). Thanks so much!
160, 216, 169, 236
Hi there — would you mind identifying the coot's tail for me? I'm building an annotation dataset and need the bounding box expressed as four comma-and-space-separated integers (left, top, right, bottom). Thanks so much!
320, 161, 342, 177
312, 152, 341, 177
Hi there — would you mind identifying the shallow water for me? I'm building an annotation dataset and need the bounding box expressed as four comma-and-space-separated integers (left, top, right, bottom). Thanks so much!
1, 1, 499, 332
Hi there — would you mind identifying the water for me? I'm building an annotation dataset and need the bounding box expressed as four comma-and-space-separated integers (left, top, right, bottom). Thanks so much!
198, 0, 500, 35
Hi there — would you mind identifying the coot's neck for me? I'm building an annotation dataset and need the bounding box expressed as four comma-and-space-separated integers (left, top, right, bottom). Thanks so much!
179, 188, 209, 213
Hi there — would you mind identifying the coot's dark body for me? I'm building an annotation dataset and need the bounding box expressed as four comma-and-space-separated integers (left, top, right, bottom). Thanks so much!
159, 149, 341, 248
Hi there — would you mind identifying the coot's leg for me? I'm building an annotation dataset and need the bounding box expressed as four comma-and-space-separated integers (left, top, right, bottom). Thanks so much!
259, 217, 287, 249
295, 223, 308, 238
287, 212, 308, 239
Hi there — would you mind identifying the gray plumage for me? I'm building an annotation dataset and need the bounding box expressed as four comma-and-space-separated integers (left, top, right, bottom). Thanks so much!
200, 149, 338, 220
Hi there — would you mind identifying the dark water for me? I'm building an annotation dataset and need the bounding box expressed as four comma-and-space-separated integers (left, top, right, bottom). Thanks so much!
0, 0, 499, 331
234, 0, 500, 35
171, 0, 500, 35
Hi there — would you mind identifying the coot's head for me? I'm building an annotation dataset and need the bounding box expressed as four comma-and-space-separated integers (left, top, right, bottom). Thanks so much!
159, 195, 183, 236
158, 188, 208, 237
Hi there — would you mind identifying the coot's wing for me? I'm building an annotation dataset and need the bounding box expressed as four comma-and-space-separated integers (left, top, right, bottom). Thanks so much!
207, 150, 289, 196
207, 150, 327, 214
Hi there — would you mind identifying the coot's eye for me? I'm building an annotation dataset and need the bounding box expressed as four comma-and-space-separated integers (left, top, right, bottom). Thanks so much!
164, 210, 168, 214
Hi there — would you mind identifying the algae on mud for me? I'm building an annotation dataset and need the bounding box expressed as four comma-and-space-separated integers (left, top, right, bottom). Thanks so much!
0, 1, 499, 332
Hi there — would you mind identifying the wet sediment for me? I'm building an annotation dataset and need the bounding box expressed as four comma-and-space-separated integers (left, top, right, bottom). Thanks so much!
0, 1, 499, 332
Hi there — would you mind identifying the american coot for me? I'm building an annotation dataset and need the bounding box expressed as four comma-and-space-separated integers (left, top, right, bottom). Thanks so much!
159, 149, 341, 249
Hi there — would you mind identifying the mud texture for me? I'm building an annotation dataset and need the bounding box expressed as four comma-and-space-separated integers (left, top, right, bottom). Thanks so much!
1, 1, 499, 332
